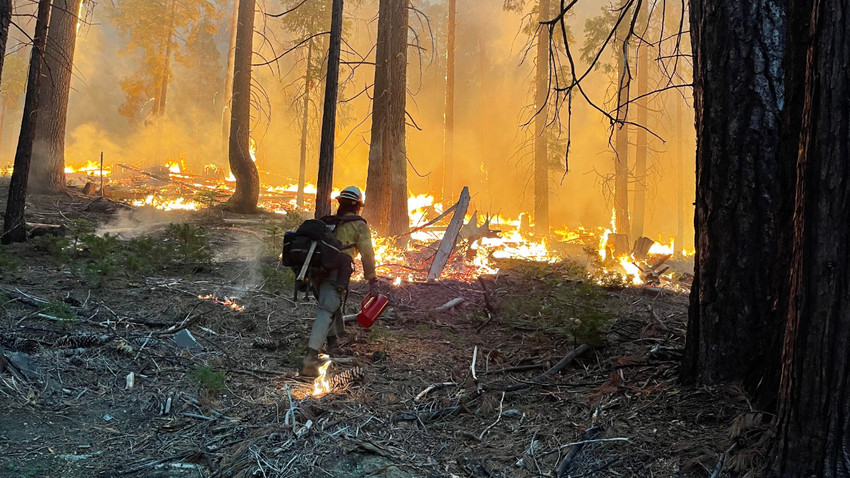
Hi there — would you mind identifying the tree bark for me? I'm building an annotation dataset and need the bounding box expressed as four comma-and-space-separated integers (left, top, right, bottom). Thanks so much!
0, 0, 9, 84
775, 0, 850, 475
224, 0, 259, 214
156, 0, 177, 118
297, 41, 313, 209
3, 0, 50, 244
675, 94, 683, 256
631, 19, 648, 239
29, 0, 81, 195
221, 0, 238, 163
314, 0, 343, 219
613, 38, 630, 236
442, 0, 455, 200
364, 0, 408, 237
682, 0, 786, 388
533, 0, 550, 238
387, 0, 409, 242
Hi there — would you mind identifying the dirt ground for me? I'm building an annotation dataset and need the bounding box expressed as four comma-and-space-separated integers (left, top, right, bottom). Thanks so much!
0, 187, 754, 478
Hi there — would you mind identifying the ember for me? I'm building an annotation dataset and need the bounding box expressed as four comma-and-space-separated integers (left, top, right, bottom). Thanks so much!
197, 295, 246, 312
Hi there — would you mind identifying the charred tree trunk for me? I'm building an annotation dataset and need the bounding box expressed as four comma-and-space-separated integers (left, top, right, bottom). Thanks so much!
156, 0, 176, 118
297, 41, 313, 209
221, 0, 238, 163
364, 0, 390, 230
533, 0, 550, 238
0, 0, 9, 82
314, 0, 343, 219
632, 30, 648, 239
387, 0, 409, 241
364, 0, 408, 237
613, 39, 630, 236
2, 0, 50, 244
442, 0, 455, 200
775, 0, 850, 474
682, 0, 786, 390
224, 0, 259, 214
30, 0, 82, 195
675, 94, 684, 256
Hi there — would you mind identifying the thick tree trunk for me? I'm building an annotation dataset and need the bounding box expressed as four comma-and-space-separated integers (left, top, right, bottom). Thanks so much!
775, 0, 850, 475
2, 0, 50, 244
613, 41, 630, 236
364, 0, 408, 237
675, 95, 684, 256
314, 0, 343, 219
533, 0, 550, 238
156, 0, 176, 118
297, 41, 313, 209
364, 0, 389, 230
682, 0, 786, 388
632, 31, 648, 239
0, 0, 9, 83
442, 0, 455, 200
30, 0, 81, 195
224, 0, 259, 214
221, 0, 238, 163
387, 0, 409, 241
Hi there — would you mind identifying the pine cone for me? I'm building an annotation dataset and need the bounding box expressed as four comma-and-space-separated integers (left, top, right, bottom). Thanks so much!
0, 334, 40, 354
53, 334, 111, 349
252, 337, 279, 350
330, 366, 364, 389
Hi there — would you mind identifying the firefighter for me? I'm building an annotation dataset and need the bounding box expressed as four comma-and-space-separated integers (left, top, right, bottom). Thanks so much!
302, 186, 378, 377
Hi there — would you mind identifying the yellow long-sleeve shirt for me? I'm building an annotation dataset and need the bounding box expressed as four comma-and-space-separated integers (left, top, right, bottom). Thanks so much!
332, 213, 377, 280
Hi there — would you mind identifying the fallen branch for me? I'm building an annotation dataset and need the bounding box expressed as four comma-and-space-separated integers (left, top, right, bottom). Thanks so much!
478, 391, 506, 440
557, 426, 604, 477
414, 382, 458, 402
485, 344, 589, 392
436, 297, 465, 311
427, 187, 470, 281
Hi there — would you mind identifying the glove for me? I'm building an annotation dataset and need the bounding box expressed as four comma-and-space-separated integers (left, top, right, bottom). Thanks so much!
368, 278, 378, 295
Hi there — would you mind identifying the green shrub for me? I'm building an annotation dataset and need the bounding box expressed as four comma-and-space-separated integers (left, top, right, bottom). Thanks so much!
32, 235, 70, 261
0, 246, 19, 271
39, 301, 76, 321
260, 264, 293, 294
189, 364, 226, 393
166, 223, 212, 264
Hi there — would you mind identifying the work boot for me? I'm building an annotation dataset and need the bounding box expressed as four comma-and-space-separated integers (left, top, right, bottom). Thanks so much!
300, 348, 322, 377
326, 335, 344, 356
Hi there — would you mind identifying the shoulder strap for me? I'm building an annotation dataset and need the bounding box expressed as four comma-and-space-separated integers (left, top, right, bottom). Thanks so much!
321, 215, 367, 226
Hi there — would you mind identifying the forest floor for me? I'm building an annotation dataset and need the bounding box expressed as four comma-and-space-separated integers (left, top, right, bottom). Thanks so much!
0, 185, 762, 478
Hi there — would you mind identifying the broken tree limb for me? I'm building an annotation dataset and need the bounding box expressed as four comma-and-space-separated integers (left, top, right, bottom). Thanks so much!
435, 297, 465, 311
414, 382, 458, 402
557, 426, 605, 477
399, 202, 458, 238
427, 187, 470, 281
485, 344, 589, 392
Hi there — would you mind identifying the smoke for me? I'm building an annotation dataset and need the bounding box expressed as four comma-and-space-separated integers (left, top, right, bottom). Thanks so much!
14, 0, 695, 248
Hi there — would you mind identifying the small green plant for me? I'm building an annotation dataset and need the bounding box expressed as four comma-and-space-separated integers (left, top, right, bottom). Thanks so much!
32, 235, 70, 261
260, 264, 294, 294
68, 218, 96, 253
367, 325, 394, 344
415, 323, 430, 333
166, 223, 212, 264
189, 364, 226, 393
0, 246, 19, 271
84, 258, 117, 288
39, 301, 76, 321
79, 232, 121, 260
264, 225, 284, 256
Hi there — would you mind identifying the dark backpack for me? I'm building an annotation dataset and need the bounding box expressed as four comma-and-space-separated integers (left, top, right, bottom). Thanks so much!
282, 215, 366, 298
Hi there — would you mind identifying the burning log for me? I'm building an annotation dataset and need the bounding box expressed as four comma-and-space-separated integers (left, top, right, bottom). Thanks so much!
607, 233, 630, 258
631, 236, 655, 260
427, 186, 470, 281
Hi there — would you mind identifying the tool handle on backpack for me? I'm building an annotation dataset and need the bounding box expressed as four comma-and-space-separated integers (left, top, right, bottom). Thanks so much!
296, 241, 318, 281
